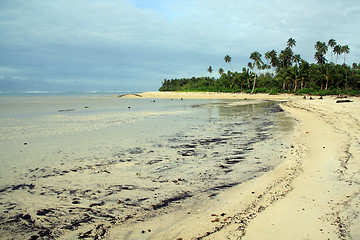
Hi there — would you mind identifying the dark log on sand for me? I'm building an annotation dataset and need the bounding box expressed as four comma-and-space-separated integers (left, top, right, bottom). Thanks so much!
336, 100, 353, 103
117, 94, 143, 98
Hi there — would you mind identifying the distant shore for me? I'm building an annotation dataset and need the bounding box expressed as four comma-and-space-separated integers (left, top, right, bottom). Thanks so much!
118, 91, 305, 100
111, 91, 360, 239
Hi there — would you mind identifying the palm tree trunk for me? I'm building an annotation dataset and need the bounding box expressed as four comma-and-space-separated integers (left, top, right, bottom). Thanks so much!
229, 63, 233, 72
301, 78, 304, 89
325, 75, 329, 90
251, 70, 257, 94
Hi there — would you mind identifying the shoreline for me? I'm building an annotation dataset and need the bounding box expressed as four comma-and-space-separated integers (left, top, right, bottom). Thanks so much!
118, 91, 303, 100
111, 91, 360, 239
1, 92, 358, 239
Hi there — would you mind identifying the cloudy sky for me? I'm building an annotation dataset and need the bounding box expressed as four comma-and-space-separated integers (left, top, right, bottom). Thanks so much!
0, 0, 359, 92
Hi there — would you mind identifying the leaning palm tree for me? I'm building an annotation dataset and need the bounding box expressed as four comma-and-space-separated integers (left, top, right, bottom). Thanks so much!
287, 38, 296, 49
224, 55, 233, 71
328, 39, 337, 63
341, 45, 350, 65
250, 51, 263, 93
333, 45, 342, 64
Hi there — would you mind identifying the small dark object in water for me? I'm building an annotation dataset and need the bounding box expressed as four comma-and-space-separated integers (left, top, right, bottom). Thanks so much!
180, 98, 183, 100
58, 109, 75, 112
336, 99, 353, 103
309, 97, 313, 100
303, 96, 306, 99
24, 142, 27, 145
85, 106, 89, 108
319, 96, 323, 99
128, 106, 131, 109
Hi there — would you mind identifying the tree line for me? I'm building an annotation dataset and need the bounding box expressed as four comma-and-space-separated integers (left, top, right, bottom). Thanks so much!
159, 38, 360, 95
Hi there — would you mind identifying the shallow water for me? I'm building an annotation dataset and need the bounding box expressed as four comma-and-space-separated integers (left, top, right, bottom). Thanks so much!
0, 95, 294, 239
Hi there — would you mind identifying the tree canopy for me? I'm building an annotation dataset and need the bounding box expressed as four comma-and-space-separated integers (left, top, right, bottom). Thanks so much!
159, 38, 359, 96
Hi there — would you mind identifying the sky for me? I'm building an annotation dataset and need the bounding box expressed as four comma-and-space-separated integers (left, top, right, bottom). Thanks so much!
0, 0, 359, 92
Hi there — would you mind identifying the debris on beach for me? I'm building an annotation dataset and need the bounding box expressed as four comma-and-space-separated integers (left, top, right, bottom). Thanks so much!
336, 99, 353, 103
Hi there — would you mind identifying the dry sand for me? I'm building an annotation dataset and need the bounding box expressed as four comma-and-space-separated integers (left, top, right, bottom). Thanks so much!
112, 91, 360, 240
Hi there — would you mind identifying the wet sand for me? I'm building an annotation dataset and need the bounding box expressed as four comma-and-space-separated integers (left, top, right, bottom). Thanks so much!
0, 94, 293, 239
113, 92, 360, 240
0, 92, 359, 239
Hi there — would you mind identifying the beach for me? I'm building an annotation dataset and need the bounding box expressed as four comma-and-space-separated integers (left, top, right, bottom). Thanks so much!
0, 92, 359, 239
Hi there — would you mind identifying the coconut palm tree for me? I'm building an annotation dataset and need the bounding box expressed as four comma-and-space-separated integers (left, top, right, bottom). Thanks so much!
264, 51, 271, 73
224, 55, 233, 71
328, 39, 337, 63
333, 45, 342, 64
218, 68, 224, 77
208, 66, 213, 76
293, 54, 301, 67
287, 38, 296, 49
314, 41, 328, 64
341, 45, 350, 65
250, 51, 263, 93
269, 49, 278, 72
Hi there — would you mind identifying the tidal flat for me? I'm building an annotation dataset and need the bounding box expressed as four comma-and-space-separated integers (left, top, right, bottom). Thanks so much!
0, 94, 294, 239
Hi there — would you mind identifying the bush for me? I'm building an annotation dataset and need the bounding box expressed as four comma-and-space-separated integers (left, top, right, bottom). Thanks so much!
269, 89, 280, 95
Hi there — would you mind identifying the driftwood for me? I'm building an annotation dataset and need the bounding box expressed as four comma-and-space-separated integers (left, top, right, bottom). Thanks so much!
336, 100, 353, 103
57, 109, 75, 112
117, 94, 142, 98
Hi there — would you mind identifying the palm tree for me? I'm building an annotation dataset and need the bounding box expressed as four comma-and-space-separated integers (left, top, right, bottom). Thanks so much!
242, 67, 251, 90
341, 45, 350, 65
250, 51, 263, 93
293, 54, 301, 67
264, 51, 271, 73
224, 55, 233, 71
287, 38, 296, 49
328, 39, 336, 63
299, 59, 310, 89
269, 49, 278, 72
333, 45, 342, 64
314, 41, 328, 64
208, 66, 213, 76
279, 47, 293, 68
247, 62, 254, 90
218, 68, 224, 77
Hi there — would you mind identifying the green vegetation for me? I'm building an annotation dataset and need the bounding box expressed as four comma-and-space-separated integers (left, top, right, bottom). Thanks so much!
159, 38, 360, 96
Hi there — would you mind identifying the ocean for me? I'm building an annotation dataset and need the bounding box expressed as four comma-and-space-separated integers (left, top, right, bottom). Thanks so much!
0, 92, 294, 239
